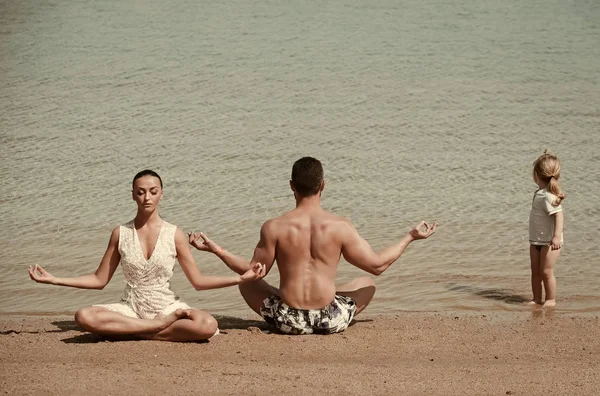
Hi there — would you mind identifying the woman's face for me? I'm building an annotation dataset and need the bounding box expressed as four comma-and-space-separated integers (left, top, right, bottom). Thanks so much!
132, 175, 163, 212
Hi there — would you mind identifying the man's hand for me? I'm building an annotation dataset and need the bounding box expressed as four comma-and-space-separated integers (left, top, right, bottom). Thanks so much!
29, 264, 55, 284
188, 232, 223, 255
239, 262, 266, 283
409, 221, 438, 240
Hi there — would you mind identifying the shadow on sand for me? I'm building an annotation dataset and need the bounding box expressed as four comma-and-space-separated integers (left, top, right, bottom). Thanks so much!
60, 316, 272, 343
213, 315, 269, 331
0, 320, 86, 336
4, 315, 368, 342
448, 284, 529, 304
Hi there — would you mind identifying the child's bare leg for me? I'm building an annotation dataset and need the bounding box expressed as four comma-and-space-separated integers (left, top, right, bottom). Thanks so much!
528, 245, 543, 305
540, 246, 560, 308
74, 306, 189, 335
137, 309, 218, 342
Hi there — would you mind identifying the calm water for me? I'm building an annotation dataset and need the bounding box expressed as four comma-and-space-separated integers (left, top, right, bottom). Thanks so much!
1, 0, 599, 317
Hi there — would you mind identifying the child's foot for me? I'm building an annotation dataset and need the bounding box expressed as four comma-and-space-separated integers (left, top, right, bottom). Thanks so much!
525, 300, 542, 306
542, 299, 556, 308
154, 309, 191, 330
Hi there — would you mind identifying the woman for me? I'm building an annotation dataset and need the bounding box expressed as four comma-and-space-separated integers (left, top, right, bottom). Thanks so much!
29, 169, 265, 341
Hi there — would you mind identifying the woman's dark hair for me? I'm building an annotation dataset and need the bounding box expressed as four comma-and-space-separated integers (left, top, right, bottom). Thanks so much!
132, 170, 163, 188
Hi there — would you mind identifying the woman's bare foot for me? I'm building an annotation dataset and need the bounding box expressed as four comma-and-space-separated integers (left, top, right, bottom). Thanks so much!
154, 309, 191, 331
542, 299, 556, 308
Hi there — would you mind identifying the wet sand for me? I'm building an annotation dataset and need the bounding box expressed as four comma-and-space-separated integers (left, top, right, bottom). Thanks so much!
1, 311, 598, 395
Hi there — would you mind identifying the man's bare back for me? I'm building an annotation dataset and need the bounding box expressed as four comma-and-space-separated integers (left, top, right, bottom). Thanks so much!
265, 206, 352, 309
189, 157, 436, 334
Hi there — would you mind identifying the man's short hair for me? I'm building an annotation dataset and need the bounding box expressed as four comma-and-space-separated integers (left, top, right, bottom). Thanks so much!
291, 157, 323, 197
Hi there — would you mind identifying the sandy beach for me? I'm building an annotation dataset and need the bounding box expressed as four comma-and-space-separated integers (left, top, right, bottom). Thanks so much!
2, 1, 599, 394
1, 311, 598, 395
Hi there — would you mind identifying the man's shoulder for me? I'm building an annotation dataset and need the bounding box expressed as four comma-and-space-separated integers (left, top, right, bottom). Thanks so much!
262, 210, 351, 228
313, 212, 355, 239
260, 216, 285, 236
260, 212, 298, 231
316, 209, 352, 224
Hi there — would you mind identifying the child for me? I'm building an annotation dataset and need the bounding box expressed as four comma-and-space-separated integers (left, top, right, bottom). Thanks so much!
528, 150, 565, 308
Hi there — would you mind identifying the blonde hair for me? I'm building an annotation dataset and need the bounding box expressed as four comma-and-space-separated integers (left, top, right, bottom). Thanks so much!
533, 150, 565, 205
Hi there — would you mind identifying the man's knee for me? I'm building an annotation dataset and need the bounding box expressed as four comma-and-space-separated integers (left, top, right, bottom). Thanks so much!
358, 276, 376, 289
351, 276, 376, 295
239, 280, 275, 300
238, 282, 250, 295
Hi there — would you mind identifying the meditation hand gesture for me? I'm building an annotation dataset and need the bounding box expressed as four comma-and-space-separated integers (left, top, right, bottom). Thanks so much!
240, 262, 266, 283
409, 221, 438, 240
28, 264, 56, 284
188, 232, 224, 255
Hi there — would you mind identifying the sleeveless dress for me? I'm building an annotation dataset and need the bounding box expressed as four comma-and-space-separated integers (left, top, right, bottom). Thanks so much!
94, 220, 191, 319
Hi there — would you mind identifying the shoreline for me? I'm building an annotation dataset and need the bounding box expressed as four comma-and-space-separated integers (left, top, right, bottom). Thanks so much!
2, 303, 599, 319
2, 312, 599, 395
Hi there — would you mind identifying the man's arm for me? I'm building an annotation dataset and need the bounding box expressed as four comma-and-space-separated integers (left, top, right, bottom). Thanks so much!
341, 220, 437, 276
248, 220, 277, 273
189, 220, 277, 275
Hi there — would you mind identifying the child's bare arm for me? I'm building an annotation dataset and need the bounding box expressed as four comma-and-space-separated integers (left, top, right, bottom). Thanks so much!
550, 211, 564, 250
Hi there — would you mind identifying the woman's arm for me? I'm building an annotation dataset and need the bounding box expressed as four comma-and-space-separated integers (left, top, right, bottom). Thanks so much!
176, 228, 264, 290
189, 220, 278, 276
28, 227, 121, 289
189, 232, 252, 275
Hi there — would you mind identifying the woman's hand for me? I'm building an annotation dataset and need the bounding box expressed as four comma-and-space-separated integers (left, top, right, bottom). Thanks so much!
239, 262, 266, 283
28, 264, 56, 284
188, 232, 223, 255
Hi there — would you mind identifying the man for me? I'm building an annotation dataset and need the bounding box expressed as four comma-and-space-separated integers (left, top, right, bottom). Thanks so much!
189, 157, 437, 335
